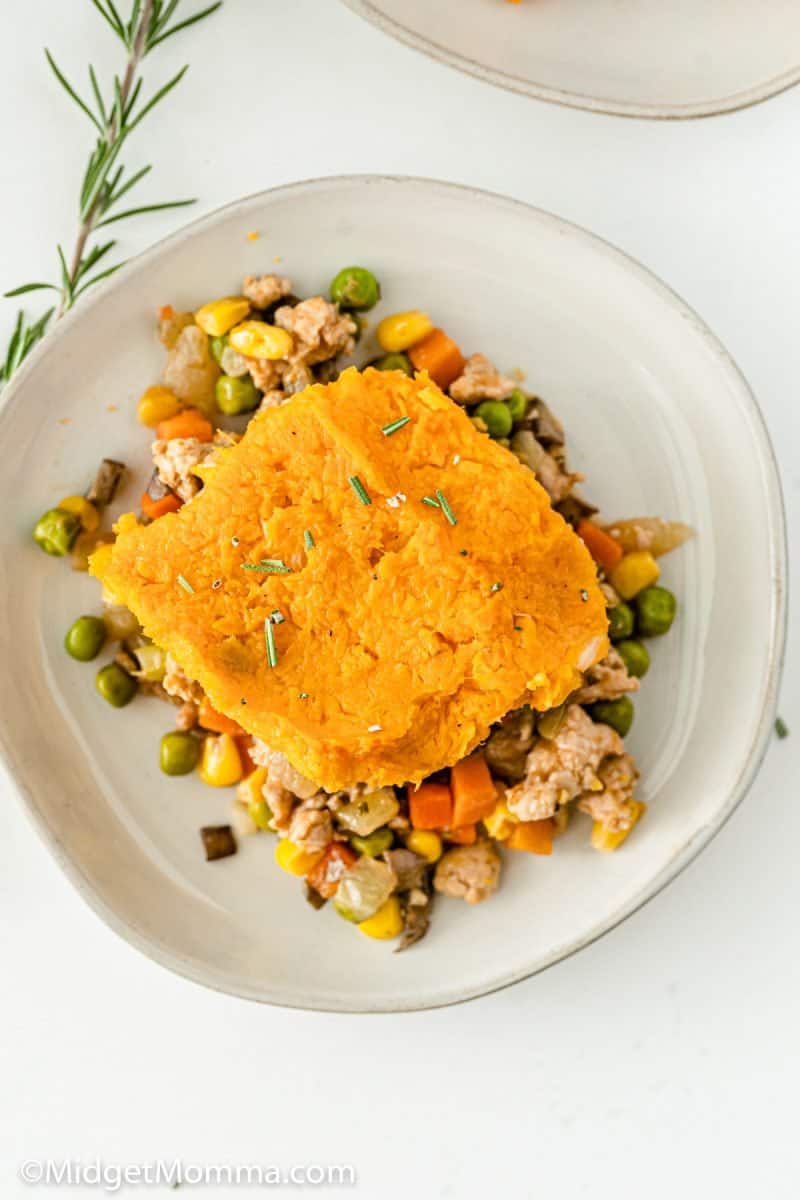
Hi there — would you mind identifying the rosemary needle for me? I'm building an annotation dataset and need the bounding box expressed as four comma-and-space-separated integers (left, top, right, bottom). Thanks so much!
264, 618, 277, 669
304, 529, 315, 550
242, 559, 292, 573
381, 416, 410, 436
349, 475, 371, 506
436, 488, 457, 526
177, 574, 194, 594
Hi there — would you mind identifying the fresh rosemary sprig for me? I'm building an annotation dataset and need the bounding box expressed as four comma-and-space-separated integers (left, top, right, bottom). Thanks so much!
0, 0, 222, 385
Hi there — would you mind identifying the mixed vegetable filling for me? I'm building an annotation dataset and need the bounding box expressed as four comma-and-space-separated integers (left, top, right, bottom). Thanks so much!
36, 264, 690, 949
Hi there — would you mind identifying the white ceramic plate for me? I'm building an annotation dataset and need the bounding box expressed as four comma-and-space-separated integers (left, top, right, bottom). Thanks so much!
341, 0, 800, 119
0, 177, 786, 1011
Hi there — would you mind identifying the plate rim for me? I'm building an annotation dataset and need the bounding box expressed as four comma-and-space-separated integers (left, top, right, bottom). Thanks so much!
0, 174, 788, 1012
339, 0, 800, 120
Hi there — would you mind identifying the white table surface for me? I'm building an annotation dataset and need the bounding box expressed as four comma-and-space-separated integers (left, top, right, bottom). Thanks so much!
1, 3, 797, 1197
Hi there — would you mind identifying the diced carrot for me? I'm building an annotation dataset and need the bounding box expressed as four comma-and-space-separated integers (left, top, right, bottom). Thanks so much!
156, 407, 213, 443
140, 490, 183, 520
450, 754, 497, 827
236, 736, 257, 776
158, 304, 175, 320
576, 518, 623, 574
506, 818, 555, 855
408, 328, 466, 390
444, 824, 477, 845
408, 781, 453, 830
197, 697, 245, 737
306, 842, 358, 898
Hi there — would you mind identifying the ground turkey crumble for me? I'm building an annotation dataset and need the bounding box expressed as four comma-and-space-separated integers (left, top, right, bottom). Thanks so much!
449, 353, 516, 404
242, 273, 293, 309
434, 840, 502, 904
151, 437, 214, 503
578, 752, 639, 832
573, 646, 640, 705
505, 704, 623, 821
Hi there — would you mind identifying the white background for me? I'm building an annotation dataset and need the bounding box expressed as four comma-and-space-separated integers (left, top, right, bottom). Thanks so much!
1, 2, 798, 1197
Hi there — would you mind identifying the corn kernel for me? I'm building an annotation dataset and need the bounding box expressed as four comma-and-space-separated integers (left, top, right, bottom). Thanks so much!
591, 800, 646, 851
194, 296, 251, 337
198, 732, 243, 787
610, 552, 660, 600
137, 385, 182, 427
375, 310, 434, 353
274, 838, 324, 877
237, 767, 267, 808
482, 801, 517, 841
405, 830, 443, 863
58, 494, 100, 533
358, 895, 403, 940
228, 320, 293, 360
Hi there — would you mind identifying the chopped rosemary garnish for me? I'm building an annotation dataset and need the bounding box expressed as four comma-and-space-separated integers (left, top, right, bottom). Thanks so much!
348, 475, 371, 506
381, 416, 410, 436
459, 549, 468, 556
775, 716, 790, 739
264, 618, 277, 668
270, 609, 285, 625
298, 691, 309, 699
422, 495, 440, 508
304, 529, 315, 550
490, 582, 503, 593
580, 589, 589, 602
177, 574, 194, 594
241, 559, 292, 573
436, 488, 457, 526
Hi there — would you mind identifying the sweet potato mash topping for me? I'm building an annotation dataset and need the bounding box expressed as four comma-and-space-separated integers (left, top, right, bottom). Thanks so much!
91, 367, 608, 789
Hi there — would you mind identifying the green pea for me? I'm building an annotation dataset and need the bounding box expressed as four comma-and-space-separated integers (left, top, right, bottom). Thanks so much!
615, 639, 650, 678
374, 352, 412, 376
95, 662, 138, 708
329, 266, 381, 311
473, 400, 513, 439
159, 731, 200, 776
216, 374, 260, 415
636, 586, 677, 637
587, 696, 634, 738
507, 388, 528, 423
607, 603, 634, 643
350, 827, 394, 857
209, 334, 228, 367
33, 508, 81, 557
64, 615, 107, 662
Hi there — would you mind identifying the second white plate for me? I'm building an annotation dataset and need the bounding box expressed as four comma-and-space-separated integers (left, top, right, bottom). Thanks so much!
342, 0, 800, 119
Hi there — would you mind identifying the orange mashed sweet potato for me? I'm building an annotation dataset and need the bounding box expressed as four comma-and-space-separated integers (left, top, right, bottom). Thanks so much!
91, 367, 608, 790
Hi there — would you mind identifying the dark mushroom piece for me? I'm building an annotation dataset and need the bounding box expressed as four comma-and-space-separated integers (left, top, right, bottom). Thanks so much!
86, 458, 126, 507
304, 881, 327, 910
200, 825, 237, 862
556, 493, 599, 529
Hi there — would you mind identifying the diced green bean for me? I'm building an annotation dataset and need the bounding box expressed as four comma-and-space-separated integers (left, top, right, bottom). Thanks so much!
350, 827, 394, 857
